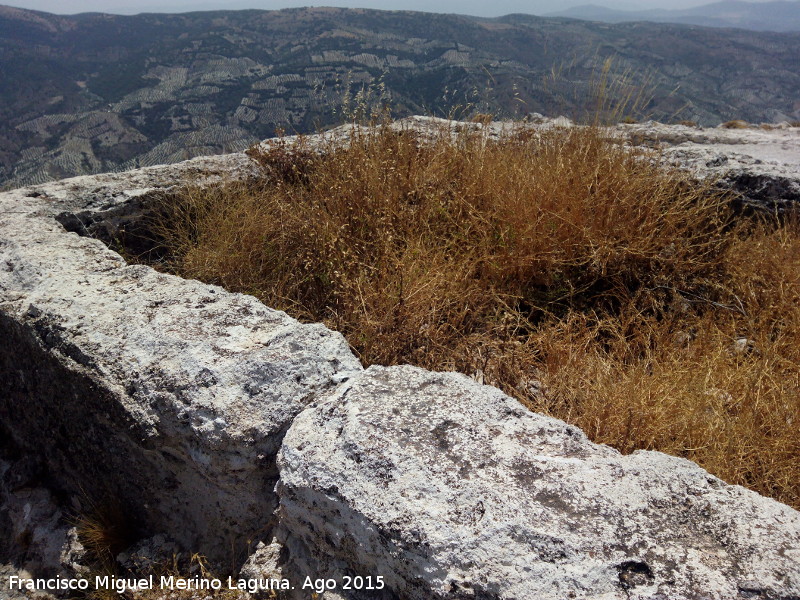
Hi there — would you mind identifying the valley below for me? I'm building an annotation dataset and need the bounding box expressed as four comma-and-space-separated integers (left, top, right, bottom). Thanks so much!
1, 4, 800, 188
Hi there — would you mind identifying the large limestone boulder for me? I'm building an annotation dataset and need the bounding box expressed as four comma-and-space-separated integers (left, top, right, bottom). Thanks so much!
278, 365, 800, 600
0, 164, 362, 566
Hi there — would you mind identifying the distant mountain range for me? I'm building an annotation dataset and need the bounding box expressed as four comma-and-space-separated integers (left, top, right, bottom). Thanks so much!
548, 0, 800, 32
1, 4, 799, 188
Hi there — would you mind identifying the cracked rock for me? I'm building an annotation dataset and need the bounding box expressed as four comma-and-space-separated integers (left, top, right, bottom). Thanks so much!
277, 365, 800, 600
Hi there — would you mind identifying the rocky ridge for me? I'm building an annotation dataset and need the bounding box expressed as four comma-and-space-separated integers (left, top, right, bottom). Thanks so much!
620, 120, 800, 211
1, 117, 799, 599
0, 149, 361, 565
2, 5, 800, 189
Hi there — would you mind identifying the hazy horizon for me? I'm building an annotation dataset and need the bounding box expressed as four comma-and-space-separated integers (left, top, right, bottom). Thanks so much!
2, 0, 787, 17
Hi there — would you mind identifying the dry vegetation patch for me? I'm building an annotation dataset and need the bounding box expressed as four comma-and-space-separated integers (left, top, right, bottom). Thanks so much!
721, 119, 750, 129
147, 123, 800, 509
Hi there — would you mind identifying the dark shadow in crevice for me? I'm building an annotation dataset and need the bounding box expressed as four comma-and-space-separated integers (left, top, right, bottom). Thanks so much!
54, 191, 174, 266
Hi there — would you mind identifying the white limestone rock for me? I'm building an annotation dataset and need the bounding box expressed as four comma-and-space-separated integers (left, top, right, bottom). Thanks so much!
620, 121, 800, 211
0, 175, 362, 566
239, 538, 285, 581
277, 365, 800, 600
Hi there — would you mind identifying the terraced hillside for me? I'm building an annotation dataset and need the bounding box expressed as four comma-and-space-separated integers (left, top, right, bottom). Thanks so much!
1, 4, 799, 187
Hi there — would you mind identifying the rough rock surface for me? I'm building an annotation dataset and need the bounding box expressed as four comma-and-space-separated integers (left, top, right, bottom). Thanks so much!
2, 117, 800, 595
0, 157, 362, 565
278, 365, 800, 600
0, 458, 84, 600
619, 121, 800, 211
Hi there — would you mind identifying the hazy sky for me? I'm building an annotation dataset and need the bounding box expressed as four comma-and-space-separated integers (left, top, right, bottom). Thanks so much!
3, 0, 781, 17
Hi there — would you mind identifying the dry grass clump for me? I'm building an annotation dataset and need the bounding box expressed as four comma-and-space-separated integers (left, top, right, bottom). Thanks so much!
530, 224, 800, 502
73, 500, 136, 574
149, 122, 800, 509
721, 119, 750, 129
470, 113, 494, 125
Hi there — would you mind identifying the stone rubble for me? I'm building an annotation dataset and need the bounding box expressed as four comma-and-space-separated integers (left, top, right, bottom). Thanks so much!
619, 120, 800, 211
0, 458, 86, 600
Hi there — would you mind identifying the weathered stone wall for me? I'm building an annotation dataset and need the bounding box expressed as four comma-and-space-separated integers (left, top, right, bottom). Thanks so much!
277, 365, 800, 599
1, 119, 800, 598
0, 154, 362, 565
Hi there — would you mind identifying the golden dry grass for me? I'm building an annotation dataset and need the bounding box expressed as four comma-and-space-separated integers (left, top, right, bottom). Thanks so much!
73, 502, 135, 573
721, 119, 750, 129
148, 122, 800, 509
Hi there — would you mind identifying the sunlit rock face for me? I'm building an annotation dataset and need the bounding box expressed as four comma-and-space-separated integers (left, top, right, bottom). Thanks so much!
276, 365, 800, 600
0, 154, 361, 565
0, 118, 799, 598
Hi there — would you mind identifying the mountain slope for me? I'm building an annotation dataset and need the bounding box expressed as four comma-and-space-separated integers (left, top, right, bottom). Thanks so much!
1, 4, 799, 187
547, 1, 800, 32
